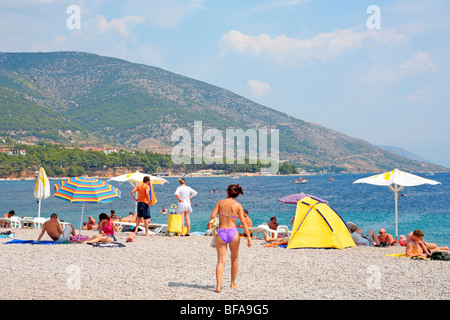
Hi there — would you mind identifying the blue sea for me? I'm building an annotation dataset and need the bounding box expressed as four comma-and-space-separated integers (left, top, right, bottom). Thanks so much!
1, 173, 449, 246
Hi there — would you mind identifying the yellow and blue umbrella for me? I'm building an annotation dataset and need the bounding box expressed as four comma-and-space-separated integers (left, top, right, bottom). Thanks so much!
54, 176, 121, 236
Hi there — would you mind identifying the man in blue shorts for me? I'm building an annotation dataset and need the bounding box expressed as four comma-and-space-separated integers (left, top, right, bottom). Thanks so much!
131, 176, 151, 236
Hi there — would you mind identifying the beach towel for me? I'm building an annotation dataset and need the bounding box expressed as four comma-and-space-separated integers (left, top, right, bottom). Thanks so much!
87, 242, 126, 248
385, 252, 429, 259
3, 239, 69, 245
261, 242, 287, 248
149, 181, 157, 206
385, 252, 407, 258
0, 233, 15, 238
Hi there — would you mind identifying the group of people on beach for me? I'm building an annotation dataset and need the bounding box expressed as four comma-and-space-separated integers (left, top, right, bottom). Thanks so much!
4, 178, 449, 294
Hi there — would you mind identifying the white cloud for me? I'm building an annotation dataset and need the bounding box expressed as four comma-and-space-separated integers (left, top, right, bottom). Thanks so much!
399, 51, 437, 76
81, 14, 145, 39
366, 51, 437, 83
124, 0, 205, 29
406, 85, 438, 105
251, 0, 311, 12
247, 80, 272, 97
219, 28, 408, 64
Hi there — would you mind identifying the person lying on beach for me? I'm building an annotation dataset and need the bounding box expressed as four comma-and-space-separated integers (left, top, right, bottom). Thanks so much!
120, 212, 136, 223
36, 213, 76, 243
263, 233, 289, 247
406, 231, 449, 253
80, 213, 119, 244
347, 222, 380, 247
405, 229, 430, 258
377, 228, 395, 246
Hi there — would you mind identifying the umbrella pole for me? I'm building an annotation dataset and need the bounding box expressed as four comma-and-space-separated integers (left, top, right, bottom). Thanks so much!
79, 203, 85, 238
38, 199, 41, 218
394, 187, 399, 245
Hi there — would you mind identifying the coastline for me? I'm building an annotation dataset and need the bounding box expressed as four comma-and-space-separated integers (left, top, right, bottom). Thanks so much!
1, 228, 448, 300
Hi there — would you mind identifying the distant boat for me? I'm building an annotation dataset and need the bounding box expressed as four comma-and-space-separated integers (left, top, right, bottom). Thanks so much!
230, 174, 240, 179
292, 177, 308, 184
329, 177, 334, 181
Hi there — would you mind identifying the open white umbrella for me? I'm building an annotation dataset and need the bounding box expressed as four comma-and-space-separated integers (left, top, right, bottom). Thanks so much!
108, 171, 169, 213
33, 167, 51, 218
108, 170, 169, 186
353, 168, 441, 244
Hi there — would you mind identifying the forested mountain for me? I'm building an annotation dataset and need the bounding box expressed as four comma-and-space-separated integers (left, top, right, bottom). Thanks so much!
0, 51, 446, 172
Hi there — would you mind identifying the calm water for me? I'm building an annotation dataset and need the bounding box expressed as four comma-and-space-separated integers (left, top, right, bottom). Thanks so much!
1, 173, 448, 246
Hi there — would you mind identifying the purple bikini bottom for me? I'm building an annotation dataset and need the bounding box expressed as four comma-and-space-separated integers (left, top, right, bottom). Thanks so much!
217, 228, 238, 244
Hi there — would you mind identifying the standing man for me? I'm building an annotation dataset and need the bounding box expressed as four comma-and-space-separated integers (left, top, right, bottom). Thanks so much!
131, 176, 151, 236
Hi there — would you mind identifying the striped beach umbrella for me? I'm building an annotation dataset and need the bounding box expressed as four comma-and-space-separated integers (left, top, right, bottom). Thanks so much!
278, 193, 328, 204
54, 176, 121, 236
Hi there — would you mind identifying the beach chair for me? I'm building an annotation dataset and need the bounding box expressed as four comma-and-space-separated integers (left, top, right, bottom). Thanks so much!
0, 216, 22, 228
113, 221, 145, 233
276, 225, 290, 238
149, 224, 167, 234
33, 217, 48, 229
20, 217, 37, 228
248, 224, 274, 239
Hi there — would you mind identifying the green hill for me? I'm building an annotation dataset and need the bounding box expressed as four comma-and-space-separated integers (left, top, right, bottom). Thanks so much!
0, 51, 446, 172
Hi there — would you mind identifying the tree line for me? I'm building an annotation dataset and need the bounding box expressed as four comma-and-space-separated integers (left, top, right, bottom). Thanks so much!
0, 142, 304, 177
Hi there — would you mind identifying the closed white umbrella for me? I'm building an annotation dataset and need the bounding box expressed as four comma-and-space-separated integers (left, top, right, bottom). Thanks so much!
33, 167, 51, 218
353, 168, 441, 244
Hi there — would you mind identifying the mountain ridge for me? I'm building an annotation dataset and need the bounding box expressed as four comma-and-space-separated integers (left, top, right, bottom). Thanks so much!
0, 51, 447, 173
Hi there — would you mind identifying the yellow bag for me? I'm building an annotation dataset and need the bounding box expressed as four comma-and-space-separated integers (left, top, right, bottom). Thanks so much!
167, 213, 182, 234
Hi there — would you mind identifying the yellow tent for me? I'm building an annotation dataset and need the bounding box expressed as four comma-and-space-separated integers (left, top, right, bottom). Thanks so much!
287, 197, 355, 249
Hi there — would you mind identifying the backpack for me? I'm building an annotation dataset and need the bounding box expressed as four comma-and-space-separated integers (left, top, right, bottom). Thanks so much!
430, 251, 450, 261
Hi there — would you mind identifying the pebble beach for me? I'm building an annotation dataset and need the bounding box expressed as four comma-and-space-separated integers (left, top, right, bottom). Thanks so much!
1, 228, 449, 301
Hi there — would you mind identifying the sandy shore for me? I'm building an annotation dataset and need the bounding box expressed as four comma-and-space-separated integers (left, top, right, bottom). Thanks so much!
0, 228, 448, 301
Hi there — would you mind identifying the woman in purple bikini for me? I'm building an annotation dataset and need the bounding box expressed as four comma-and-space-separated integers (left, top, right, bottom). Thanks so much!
208, 184, 252, 293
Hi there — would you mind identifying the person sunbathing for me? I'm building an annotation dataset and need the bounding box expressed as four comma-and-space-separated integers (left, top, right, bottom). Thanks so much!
263, 233, 289, 246
377, 228, 395, 246
36, 213, 76, 243
121, 212, 136, 223
80, 213, 119, 244
406, 231, 449, 253
405, 229, 429, 258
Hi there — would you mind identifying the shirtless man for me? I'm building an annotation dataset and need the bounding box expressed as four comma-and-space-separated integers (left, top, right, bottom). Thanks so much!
405, 229, 430, 258
377, 228, 395, 245
36, 213, 76, 242
406, 231, 449, 253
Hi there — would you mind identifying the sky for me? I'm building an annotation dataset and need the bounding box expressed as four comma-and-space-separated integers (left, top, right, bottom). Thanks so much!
1, 0, 449, 167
